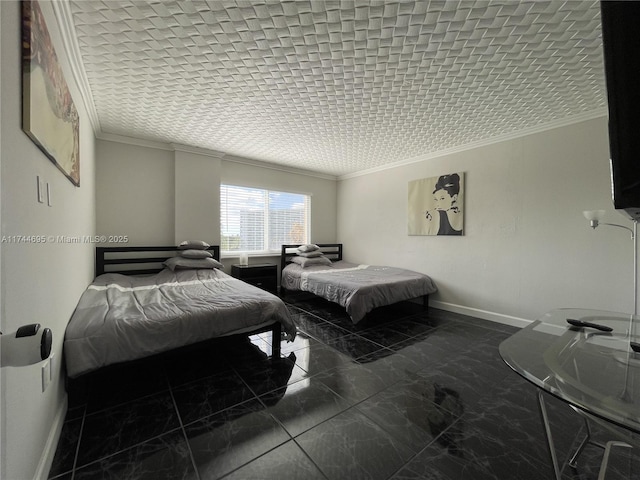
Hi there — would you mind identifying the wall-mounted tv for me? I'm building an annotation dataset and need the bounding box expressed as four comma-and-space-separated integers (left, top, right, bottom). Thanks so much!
601, 1, 640, 221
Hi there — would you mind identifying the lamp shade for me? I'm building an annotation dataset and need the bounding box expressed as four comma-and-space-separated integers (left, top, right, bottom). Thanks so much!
583, 210, 606, 221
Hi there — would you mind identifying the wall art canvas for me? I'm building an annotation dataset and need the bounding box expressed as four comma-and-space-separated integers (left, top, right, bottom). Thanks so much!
408, 172, 464, 236
22, 0, 80, 186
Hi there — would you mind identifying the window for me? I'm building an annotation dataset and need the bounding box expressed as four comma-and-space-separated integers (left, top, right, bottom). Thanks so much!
220, 184, 310, 254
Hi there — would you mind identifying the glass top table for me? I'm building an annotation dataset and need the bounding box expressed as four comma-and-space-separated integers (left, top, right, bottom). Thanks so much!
499, 308, 640, 478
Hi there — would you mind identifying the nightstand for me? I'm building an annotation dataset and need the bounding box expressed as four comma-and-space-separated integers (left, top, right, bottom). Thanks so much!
231, 263, 277, 294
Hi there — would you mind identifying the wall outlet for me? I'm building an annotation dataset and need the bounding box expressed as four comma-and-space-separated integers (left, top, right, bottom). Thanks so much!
41, 359, 51, 392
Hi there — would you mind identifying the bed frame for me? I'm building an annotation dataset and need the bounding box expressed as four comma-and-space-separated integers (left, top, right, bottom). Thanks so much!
280, 243, 429, 312
94, 245, 282, 358
96, 245, 221, 276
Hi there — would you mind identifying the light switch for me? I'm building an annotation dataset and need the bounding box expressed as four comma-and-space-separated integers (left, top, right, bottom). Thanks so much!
37, 176, 44, 203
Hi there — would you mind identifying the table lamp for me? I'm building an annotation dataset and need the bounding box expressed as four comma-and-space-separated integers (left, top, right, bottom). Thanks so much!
583, 210, 638, 351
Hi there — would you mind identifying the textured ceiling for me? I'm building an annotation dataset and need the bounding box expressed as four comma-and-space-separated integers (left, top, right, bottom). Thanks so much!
67, 0, 606, 177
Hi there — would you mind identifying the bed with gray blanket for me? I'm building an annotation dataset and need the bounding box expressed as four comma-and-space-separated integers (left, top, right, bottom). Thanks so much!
280, 244, 437, 323
64, 246, 296, 378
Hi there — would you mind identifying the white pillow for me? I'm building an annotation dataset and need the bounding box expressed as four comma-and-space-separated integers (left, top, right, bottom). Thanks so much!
164, 256, 222, 270
178, 240, 210, 250
297, 244, 320, 253
289, 255, 332, 268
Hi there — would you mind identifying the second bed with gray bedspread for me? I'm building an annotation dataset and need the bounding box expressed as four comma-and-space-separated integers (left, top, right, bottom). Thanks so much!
282, 260, 437, 323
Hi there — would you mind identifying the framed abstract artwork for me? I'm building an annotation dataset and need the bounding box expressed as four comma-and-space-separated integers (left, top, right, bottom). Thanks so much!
408, 172, 464, 236
22, 0, 80, 186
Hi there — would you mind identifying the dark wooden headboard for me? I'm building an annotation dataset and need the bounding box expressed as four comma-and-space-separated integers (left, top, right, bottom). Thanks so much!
96, 245, 220, 277
280, 244, 343, 272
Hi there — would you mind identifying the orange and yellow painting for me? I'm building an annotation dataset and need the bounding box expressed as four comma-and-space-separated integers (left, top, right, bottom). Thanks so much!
22, 0, 80, 186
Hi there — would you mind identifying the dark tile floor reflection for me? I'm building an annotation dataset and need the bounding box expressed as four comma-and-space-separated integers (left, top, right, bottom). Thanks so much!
49, 293, 639, 479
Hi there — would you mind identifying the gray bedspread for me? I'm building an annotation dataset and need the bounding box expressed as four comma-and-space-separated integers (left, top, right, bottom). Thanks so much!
64, 268, 296, 378
282, 260, 437, 323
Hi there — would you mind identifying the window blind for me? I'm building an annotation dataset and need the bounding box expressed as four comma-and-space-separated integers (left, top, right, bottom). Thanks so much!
220, 185, 310, 254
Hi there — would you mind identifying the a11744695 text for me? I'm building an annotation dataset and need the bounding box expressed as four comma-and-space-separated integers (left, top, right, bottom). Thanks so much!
1, 235, 129, 244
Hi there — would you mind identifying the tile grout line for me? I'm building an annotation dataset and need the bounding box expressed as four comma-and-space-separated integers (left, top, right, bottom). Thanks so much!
68, 403, 86, 480
167, 378, 203, 480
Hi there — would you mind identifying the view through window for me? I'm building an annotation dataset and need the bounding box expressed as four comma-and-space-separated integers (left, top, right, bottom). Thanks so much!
220, 185, 310, 254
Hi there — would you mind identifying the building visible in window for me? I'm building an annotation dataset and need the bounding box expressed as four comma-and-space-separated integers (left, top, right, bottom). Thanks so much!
220, 185, 310, 254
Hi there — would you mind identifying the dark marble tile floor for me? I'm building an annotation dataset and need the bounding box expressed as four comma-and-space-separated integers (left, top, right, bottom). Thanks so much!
48, 294, 639, 479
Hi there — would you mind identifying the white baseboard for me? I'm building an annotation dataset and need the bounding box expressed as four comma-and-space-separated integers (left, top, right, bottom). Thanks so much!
430, 300, 532, 329
33, 395, 67, 480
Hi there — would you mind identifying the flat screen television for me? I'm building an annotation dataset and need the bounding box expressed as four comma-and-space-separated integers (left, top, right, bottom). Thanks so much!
601, 1, 640, 221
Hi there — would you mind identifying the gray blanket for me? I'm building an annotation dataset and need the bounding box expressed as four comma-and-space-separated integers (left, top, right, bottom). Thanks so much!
282, 261, 437, 323
64, 268, 296, 378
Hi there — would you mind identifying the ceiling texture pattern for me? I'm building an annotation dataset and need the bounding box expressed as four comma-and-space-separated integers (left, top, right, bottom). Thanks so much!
67, 0, 606, 177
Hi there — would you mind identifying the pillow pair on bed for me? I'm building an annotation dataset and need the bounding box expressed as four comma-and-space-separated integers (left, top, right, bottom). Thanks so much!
164, 240, 223, 270
164, 256, 223, 270
290, 256, 332, 267
292, 244, 332, 267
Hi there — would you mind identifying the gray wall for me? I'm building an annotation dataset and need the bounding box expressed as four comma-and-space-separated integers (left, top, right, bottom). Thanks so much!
337, 117, 632, 324
1, 1, 96, 478
96, 140, 338, 273
96, 140, 175, 244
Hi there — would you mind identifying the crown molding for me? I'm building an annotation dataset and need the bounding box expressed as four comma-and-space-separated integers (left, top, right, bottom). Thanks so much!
338, 109, 609, 180
170, 143, 226, 159
222, 155, 338, 181
51, 0, 101, 134
97, 133, 336, 180
97, 132, 174, 151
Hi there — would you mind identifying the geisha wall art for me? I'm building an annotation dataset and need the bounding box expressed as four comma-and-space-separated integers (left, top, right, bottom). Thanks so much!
408, 172, 464, 236
22, 0, 80, 186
